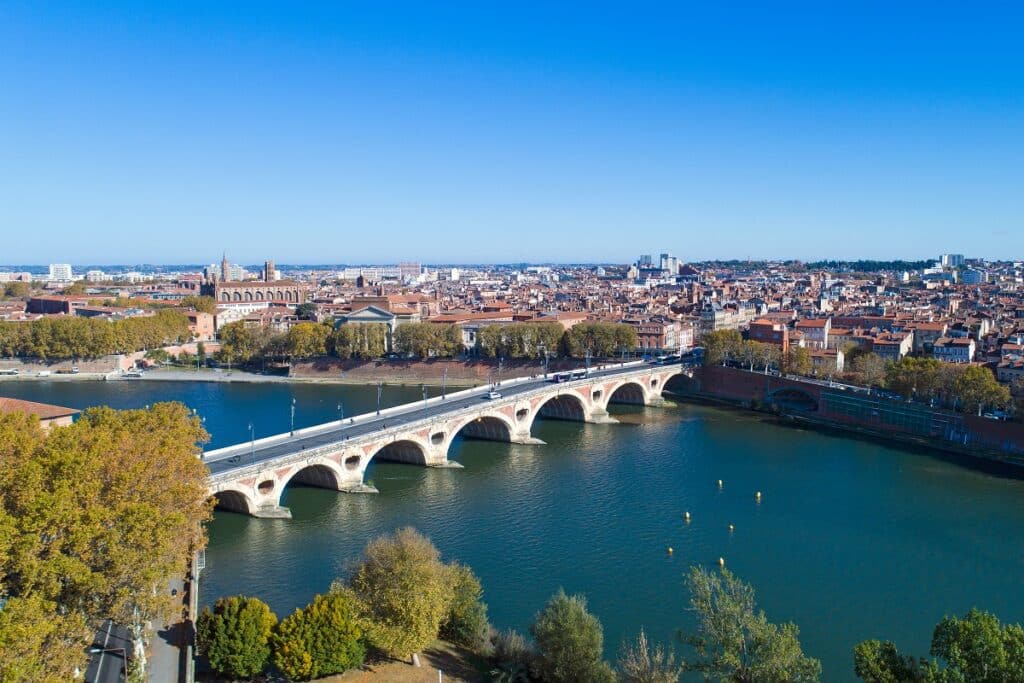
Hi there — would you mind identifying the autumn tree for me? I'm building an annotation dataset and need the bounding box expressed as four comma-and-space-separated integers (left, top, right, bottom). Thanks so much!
181, 295, 217, 314
217, 321, 260, 365
197, 595, 277, 680
530, 589, 616, 683
286, 321, 331, 359
476, 322, 565, 359
0, 403, 212, 680
564, 322, 637, 358
393, 322, 463, 358
271, 589, 366, 681
786, 346, 813, 376
702, 329, 743, 366
440, 562, 490, 651
331, 323, 388, 359
1, 281, 29, 298
682, 566, 820, 683
349, 527, 453, 661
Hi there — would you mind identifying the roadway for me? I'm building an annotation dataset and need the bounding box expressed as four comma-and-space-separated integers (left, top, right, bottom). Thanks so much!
205, 361, 688, 476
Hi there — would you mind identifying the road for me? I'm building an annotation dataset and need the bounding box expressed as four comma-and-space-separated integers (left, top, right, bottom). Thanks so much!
205, 361, 688, 476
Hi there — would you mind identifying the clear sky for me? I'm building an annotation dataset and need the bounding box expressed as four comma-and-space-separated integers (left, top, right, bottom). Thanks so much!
2, 2, 1022, 265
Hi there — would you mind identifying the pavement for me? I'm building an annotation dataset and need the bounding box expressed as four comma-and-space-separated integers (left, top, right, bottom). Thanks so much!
148, 577, 188, 683
205, 361, 690, 477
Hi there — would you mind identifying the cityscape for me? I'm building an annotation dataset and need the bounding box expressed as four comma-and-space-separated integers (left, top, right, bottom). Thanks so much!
3, 3, 1024, 683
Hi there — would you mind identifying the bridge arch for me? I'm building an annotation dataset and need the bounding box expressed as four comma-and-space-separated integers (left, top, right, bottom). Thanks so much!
210, 486, 257, 516
532, 391, 589, 428
279, 461, 347, 494
369, 438, 431, 466
767, 387, 818, 412
604, 380, 650, 408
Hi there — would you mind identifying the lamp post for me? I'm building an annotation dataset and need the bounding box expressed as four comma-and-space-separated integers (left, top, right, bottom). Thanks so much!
337, 402, 344, 423
290, 398, 296, 436
442, 367, 448, 399
377, 381, 383, 415
248, 421, 255, 465
88, 646, 128, 680
497, 356, 503, 386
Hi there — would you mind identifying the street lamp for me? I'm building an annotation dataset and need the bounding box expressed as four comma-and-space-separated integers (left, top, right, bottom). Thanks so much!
290, 398, 297, 436
442, 367, 448, 399
337, 402, 344, 423
377, 381, 383, 415
497, 356, 503, 386
249, 421, 255, 465
87, 646, 128, 680
422, 383, 428, 407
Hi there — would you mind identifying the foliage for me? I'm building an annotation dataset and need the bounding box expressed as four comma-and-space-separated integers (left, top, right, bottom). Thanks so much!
331, 323, 388, 359
490, 629, 536, 682
476, 323, 565, 359
530, 589, 616, 683
271, 589, 367, 680
0, 592, 89, 683
1, 281, 29, 298
286, 321, 332, 359
616, 628, 683, 683
786, 346, 813, 376
738, 340, 780, 372
702, 329, 743, 366
883, 357, 1010, 414
349, 527, 454, 660
217, 321, 260, 365
0, 404, 212, 679
181, 295, 217, 314
295, 302, 318, 320
0, 309, 190, 359
854, 608, 1024, 682
682, 566, 820, 683
441, 562, 490, 651
61, 282, 87, 296
849, 352, 887, 387
564, 322, 637, 358
394, 322, 463, 358
197, 595, 277, 680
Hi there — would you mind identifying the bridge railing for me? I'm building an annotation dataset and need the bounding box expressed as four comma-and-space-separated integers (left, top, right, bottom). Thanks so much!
203, 360, 659, 462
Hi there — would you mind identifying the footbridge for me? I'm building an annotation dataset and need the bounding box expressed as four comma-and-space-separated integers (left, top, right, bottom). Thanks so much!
204, 361, 692, 518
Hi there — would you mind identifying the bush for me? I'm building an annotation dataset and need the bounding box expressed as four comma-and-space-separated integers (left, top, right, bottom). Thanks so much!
441, 562, 491, 651
271, 589, 366, 681
530, 589, 615, 683
616, 628, 682, 683
490, 629, 535, 682
197, 595, 277, 680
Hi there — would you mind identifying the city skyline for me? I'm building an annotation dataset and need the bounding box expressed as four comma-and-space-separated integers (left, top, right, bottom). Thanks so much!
3, 3, 1022, 263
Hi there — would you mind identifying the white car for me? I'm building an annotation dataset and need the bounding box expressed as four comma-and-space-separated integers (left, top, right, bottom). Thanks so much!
485, 391, 502, 400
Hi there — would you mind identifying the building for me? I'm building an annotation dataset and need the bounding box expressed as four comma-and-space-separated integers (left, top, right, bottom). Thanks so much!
871, 332, 913, 361
748, 318, 790, 355
795, 317, 831, 349
909, 321, 948, 354
263, 260, 278, 282
0, 397, 79, 430
186, 311, 216, 341
48, 263, 73, 281
810, 348, 844, 376
940, 253, 965, 268
932, 337, 976, 363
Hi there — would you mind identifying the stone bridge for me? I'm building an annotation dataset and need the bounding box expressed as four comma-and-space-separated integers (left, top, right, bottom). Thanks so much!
204, 362, 692, 518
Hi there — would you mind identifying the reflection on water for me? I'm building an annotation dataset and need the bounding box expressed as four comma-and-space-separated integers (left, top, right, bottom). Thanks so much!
3, 380, 1024, 681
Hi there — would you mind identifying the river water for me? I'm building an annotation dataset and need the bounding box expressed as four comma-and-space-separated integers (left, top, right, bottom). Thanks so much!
3, 379, 1023, 681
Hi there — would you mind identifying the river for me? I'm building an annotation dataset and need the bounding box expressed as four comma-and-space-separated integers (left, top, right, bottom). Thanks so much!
3, 379, 1023, 681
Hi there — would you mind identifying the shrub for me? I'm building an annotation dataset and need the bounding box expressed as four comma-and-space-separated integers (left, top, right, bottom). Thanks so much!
271, 589, 366, 681
530, 589, 615, 683
441, 562, 491, 651
197, 595, 277, 680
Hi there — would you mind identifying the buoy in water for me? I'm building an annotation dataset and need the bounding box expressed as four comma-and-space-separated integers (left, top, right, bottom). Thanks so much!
717, 479, 723, 488
667, 546, 674, 555
719, 557, 725, 567
755, 491, 762, 501
728, 523, 734, 532
684, 511, 691, 523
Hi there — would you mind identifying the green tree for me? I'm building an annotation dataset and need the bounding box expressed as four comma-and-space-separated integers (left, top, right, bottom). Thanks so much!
954, 365, 1011, 416
218, 321, 260, 365
349, 527, 453, 661
530, 589, 616, 683
786, 346, 813, 376
1, 281, 29, 298
181, 295, 217, 314
682, 566, 820, 683
565, 322, 637, 358
702, 329, 743, 366
197, 595, 277, 680
295, 302, 318, 320
850, 352, 887, 388
440, 562, 490, 650
854, 609, 1024, 683
617, 628, 683, 683
271, 589, 367, 680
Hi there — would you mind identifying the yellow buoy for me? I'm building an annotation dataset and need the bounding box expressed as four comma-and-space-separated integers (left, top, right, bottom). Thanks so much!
684, 511, 691, 522
667, 546, 674, 555
755, 491, 762, 501
719, 557, 725, 567
717, 479, 723, 488
728, 523, 735, 532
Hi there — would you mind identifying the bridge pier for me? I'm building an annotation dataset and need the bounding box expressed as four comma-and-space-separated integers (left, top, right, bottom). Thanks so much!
252, 504, 292, 519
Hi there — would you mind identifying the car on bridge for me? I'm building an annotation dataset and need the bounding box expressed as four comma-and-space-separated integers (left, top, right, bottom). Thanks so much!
485, 391, 502, 399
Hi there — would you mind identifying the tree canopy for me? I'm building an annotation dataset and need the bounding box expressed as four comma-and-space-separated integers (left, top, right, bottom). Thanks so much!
0, 309, 191, 359
197, 595, 277, 680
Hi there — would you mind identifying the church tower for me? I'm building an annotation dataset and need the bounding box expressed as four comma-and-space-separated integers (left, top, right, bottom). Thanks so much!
221, 251, 230, 282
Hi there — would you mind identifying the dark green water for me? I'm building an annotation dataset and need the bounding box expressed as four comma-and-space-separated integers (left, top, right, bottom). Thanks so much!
3, 380, 1023, 681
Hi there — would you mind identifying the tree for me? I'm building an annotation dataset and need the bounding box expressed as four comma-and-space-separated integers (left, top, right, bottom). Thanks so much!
296, 302, 318, 320
702, 329, 743, 366
854, 609, 1024, 682
0, 403, 212, 679
331, 323, 388, 359
271, 589, 367, 681
181, 295, 217, 314
218, 321, 260, 365
786, 346, 813, 376
349, 527, 453, 661
490, 629, 535, 683
1, 281, 29, 298
287, 322, 331, 359
476, 322, 565, 359
617, 628, 683, 683
440, 562, 490, 651
393, 323, 464, 358
954, 365, 1010, 416
197, 595, 277, 680
851, 352, 887, 388
682, 566, 820, 683
60, 282, 86, 296
565, 323, 637, 358
530, 589, 616, 683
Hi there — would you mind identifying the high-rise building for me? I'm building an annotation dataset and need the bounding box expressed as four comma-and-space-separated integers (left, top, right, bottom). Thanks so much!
221, 252, 230, 282
638, 254, 653, 267
48, 263, 73, 281
660, 252, 679, 274
264, 260, 278, 282
940, 253, 965, 268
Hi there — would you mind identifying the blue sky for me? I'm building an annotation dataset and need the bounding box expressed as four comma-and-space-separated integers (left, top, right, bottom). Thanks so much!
1, 2, 1022, 265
